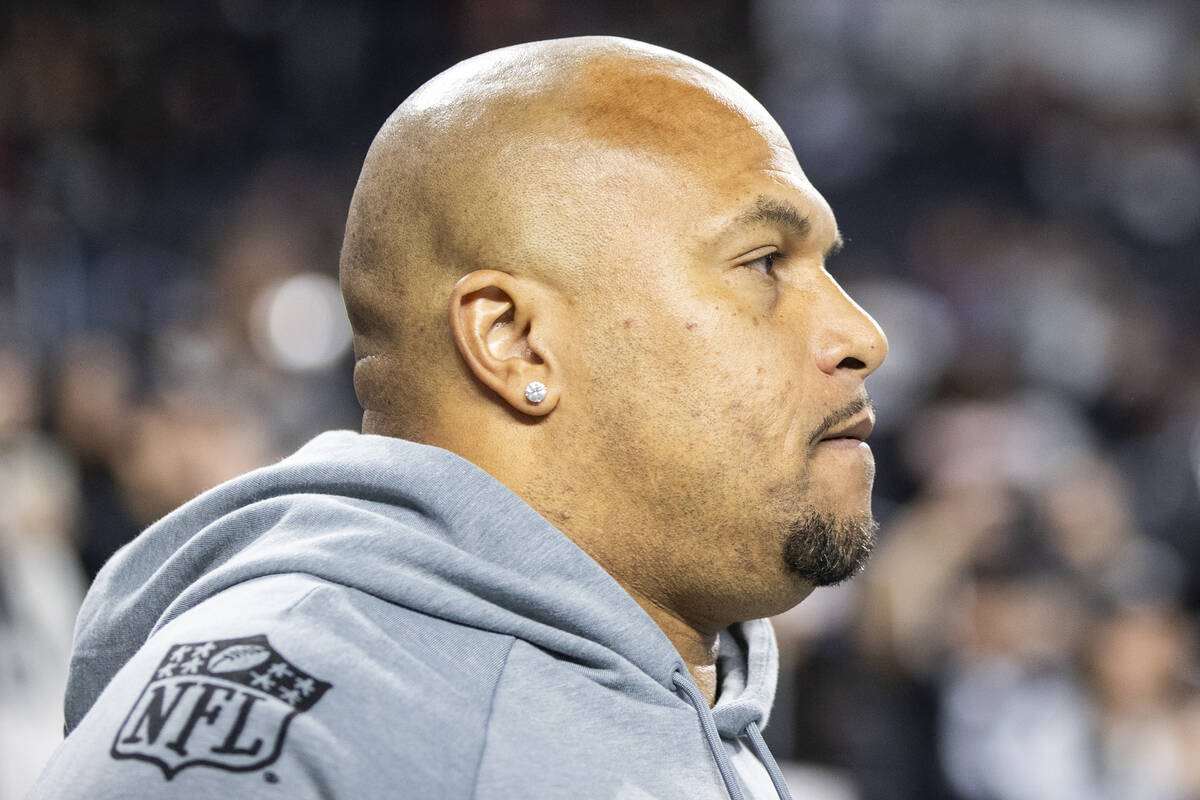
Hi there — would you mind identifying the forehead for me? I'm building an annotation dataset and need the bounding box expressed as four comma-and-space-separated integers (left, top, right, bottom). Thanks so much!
583, 126, 835, 259
571, 57, 795, 167
446, 52, 835, 292
563, 60, 835, 240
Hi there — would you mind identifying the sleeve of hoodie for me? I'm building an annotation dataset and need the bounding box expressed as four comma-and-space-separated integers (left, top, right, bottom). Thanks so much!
29, 573, 515, 800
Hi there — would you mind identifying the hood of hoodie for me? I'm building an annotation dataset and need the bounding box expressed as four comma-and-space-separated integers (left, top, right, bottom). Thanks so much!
66, 431, 778, 736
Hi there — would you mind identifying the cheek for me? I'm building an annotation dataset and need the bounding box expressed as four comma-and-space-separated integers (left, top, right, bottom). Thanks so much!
703, 328, 813, 450
578, 286, 813, 441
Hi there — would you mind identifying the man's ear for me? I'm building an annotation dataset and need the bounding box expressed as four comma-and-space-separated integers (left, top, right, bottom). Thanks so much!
448, 270, 560, 416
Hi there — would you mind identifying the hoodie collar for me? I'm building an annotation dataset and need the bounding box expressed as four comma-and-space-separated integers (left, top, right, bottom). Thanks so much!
713, 618, 778, 737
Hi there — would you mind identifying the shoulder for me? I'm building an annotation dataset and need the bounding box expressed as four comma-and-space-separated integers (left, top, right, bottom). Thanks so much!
34, 574, 514, 799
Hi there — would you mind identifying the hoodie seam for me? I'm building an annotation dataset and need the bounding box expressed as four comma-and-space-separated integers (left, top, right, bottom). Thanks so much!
470, 636, 517, 800
276, 578, 330, 614
150, 574, 332, 640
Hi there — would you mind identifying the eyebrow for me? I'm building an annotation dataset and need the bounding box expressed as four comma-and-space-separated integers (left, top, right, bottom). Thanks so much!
728, 196, 844, 258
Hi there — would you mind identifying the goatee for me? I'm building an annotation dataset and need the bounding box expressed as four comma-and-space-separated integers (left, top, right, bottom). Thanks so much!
783, 510, 878, 586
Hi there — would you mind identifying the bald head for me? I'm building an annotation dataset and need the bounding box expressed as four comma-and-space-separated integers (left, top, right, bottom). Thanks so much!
340, 36, 886, 633
340, 36, 792, 438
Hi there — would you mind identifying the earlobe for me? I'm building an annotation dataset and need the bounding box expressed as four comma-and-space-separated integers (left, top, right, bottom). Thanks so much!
448, 270, 559, 416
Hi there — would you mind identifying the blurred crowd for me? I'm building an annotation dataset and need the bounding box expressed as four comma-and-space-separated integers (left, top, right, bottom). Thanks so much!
2, 1, 1198, 798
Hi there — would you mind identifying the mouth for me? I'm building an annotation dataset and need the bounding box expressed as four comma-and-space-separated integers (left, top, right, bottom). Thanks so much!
817, 412, 875, 446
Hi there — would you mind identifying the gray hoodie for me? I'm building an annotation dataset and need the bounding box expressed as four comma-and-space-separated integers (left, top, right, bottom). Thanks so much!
31, 431, 793, 799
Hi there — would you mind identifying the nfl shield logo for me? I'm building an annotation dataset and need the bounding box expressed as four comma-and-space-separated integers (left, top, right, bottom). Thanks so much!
111, 635, 331, 779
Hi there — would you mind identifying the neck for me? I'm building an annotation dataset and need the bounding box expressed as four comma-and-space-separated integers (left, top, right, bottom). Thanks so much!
623, 586, 721, 707
428, 423, 726, 706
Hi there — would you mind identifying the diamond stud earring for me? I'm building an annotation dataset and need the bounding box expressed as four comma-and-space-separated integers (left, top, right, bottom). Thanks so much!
524, 381, 547, 404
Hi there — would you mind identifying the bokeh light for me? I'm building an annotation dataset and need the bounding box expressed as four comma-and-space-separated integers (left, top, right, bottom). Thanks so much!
249, 272, 352, 373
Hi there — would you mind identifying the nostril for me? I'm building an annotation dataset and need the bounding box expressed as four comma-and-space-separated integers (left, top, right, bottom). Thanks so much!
837, 356, 866, 370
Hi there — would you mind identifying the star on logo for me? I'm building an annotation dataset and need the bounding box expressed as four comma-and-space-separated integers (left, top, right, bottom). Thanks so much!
293, 677, 315, 696
192, 642, 217, 658
249, 670, 276, 691
267, 661, 294, 680
278, 687, 302, 706
156, 663, 177, 679
168, 646, 191, 663
179, 656, 204, 675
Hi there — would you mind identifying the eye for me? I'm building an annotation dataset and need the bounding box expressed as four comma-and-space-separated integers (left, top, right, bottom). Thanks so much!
745, 251, 779, 277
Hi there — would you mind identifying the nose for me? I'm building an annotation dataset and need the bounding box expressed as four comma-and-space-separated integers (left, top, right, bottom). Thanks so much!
812, 274, 888, 379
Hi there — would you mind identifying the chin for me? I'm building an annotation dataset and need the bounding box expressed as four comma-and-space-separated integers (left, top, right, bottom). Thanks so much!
781, 508, 878, 587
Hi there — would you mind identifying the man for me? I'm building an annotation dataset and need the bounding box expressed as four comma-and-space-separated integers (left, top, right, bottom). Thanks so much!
32, 36, 885, 799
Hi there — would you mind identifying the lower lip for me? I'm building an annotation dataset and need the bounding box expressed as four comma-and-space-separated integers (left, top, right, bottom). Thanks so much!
817, 438, 870, 451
